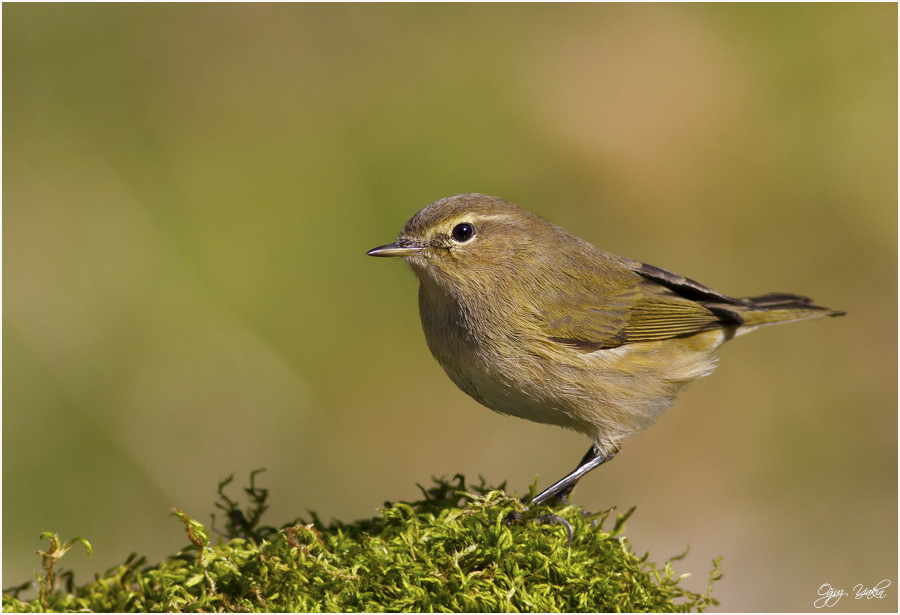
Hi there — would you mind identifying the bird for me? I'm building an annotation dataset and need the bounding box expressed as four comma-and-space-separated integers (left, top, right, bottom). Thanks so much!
367, 193, 844, 507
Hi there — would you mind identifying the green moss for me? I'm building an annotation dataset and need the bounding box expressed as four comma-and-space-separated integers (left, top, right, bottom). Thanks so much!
3, 473, 721, 612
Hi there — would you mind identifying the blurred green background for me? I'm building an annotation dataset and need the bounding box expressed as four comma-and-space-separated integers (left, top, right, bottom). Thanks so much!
3, 4, 896, 611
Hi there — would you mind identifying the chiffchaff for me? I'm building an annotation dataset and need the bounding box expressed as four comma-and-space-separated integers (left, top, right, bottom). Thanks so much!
368, 193, 843, 506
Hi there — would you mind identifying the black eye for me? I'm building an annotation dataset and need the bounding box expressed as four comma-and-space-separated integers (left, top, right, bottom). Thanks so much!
451, 222, 475, 243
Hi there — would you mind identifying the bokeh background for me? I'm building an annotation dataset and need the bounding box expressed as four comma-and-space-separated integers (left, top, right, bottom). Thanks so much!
4, 4, 896, 611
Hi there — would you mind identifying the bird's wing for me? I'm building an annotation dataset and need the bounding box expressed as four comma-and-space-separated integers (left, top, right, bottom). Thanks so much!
541, 260, 747, 351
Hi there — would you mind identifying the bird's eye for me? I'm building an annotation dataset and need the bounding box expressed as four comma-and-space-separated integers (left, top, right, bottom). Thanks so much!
451, 222, 475, 243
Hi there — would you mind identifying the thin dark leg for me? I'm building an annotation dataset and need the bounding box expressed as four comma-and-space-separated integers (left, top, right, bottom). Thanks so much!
530, 445, 617, 507
542, 446, 604, 505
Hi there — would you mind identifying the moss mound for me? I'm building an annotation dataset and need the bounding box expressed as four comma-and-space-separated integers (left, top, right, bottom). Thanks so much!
3, 473, 720, 612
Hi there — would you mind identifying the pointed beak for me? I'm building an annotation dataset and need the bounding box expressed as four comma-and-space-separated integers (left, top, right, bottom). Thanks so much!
366, 240, 425, 257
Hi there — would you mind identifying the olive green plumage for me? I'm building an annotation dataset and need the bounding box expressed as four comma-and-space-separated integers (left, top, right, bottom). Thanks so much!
369, 193, 843, 477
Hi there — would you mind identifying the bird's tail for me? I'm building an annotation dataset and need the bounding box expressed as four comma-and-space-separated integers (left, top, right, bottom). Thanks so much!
734, 292, 845, 330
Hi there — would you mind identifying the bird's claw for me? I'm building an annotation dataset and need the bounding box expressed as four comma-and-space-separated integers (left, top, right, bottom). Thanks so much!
503, 510, 523, 525
533, 513, 574, 546
504, 508, 574, 546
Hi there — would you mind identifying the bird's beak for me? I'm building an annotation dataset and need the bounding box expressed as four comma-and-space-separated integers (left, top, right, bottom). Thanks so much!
366, 240, 425, 258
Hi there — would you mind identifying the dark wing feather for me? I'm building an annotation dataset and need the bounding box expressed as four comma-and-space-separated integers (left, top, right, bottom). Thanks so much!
634, 263, 757, 309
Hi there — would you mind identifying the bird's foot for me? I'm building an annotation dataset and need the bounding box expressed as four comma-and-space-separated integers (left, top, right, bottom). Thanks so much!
533, 513, 574, 545
503, 508, 574, 546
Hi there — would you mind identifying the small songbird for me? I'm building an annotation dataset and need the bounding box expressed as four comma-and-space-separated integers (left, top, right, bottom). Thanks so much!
368, 194, 844, 506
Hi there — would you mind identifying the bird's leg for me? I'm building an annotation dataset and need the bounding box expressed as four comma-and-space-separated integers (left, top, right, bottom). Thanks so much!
530, 445, 617, 507
506, 445, 617, 545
